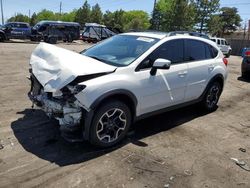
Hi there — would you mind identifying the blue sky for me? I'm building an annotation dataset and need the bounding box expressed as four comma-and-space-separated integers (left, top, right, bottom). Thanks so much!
2, 0, 250, 24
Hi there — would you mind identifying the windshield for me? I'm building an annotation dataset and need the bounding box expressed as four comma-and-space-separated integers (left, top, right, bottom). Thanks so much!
82, 35, 159, 67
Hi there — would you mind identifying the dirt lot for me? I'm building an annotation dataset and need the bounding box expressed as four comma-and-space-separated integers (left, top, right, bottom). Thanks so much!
0, 40, 250, 188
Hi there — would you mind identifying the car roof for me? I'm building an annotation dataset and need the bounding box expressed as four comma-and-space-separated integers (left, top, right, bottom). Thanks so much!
37, 20, 80, 26
210, 37, 226, 40
121, 31, 214, 43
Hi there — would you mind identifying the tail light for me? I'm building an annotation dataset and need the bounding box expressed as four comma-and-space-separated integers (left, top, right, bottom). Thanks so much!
245, 50, 250, 57
223, 58, 228, 66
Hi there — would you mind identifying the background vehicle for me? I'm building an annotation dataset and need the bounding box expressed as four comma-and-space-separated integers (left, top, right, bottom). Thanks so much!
0, 22, 31, 41
241, 49, 250, 78
0, 29, 5, 42
210, 37, 232, 58
29, 33, 228, 147
82, 23, 116, 43
31, 21, 80, 44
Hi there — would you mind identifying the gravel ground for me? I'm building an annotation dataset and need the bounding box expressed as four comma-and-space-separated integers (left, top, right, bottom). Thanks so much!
0, 40, 250, 188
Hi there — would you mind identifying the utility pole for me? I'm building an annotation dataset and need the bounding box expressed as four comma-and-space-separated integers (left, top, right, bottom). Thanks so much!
152, 0, 157, 30
0, 0, 4, 25
29, 9, 31, 19
59, 1, 62, 15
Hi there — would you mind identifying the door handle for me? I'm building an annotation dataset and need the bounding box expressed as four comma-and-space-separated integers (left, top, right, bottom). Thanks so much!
178, 71, 187, 77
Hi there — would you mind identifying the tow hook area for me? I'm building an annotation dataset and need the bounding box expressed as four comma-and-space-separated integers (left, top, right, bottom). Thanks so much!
43, 98, 82, 127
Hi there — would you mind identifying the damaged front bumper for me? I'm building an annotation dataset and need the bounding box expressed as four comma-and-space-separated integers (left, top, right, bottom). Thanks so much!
28, 74, 85, 141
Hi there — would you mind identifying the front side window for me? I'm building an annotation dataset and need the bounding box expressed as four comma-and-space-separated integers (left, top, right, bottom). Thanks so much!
221, 40, 225, 45
184, 39, 206, 61
139, 39, 184, 69
82, 35, 159, 67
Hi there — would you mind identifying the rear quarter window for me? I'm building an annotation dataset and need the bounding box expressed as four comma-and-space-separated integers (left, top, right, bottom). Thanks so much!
206, 45, 218, 59
185, 39, 206, 61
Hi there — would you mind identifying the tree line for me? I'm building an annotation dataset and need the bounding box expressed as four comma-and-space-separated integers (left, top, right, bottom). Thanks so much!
7, 0, 242, 36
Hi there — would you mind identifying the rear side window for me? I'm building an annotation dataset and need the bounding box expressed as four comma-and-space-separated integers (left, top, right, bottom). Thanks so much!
19, 24, 29, 28
217, 40, 221, 45
184, 39, 206, 61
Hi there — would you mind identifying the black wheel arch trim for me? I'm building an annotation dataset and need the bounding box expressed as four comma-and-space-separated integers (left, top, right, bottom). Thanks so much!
83, 89, 138, 140
199, 73, 224, 100
89, 89, 138, 110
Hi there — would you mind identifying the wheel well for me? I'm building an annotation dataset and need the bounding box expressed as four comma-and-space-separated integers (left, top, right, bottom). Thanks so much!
213, 75, 224, 88
93, 94, 137, 121
0, 32, 5, 41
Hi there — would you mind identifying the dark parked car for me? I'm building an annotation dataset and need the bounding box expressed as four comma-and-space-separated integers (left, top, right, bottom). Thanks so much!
0, 22, 31, 41
31, 21, 80, 44
242, 49, 250, 78
82, 23, 116, 43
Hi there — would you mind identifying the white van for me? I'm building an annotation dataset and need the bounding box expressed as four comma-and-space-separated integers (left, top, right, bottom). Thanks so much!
210, 37, 232, 58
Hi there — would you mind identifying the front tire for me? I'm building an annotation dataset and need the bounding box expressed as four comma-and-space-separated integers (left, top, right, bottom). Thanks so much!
202, 82, 222, 112
0, 33, 5, 42
90, 100, 131, 147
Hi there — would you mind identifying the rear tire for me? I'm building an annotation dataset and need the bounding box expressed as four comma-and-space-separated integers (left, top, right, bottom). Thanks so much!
48, 37, 57, 44
202, 82, 222, 112
90, 100, 131, 147
0, 33, 5, 42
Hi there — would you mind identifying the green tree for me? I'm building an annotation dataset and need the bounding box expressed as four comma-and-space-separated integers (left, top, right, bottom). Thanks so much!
74, 0, 91, 26
123, 10, 150, 31
91, 3, 102, 23
207, 14, 223, 36
7, 13, 30, 23
103, 10, 125, 31
30, 13, 37, 26
36, 9, 56, 21
61, 10, 77, 22
194, 0, 220, 33
220, 7, 241, 34
154, 0, 196, 31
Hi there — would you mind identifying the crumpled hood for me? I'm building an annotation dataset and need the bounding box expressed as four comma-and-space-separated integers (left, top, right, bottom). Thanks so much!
30, 42, 116, 92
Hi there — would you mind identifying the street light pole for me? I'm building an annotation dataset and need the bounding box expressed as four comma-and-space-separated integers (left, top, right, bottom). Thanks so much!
0, 0, 4, 25
152, 0, 157, 30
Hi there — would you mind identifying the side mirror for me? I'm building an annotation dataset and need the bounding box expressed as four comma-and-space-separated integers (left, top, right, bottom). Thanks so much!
150, 58, 171, 75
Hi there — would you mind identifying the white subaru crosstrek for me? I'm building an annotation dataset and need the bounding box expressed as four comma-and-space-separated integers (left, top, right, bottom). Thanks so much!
28, 32, 228, 147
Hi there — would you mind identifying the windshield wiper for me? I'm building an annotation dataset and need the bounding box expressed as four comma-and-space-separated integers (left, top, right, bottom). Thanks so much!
87, 55, 105, 62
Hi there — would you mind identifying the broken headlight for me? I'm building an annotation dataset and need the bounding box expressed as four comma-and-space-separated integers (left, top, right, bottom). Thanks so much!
67, 85, 86, 95
61, 85, 86, 101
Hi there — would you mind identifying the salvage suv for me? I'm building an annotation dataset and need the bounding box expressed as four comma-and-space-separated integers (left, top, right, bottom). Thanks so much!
28, 32, 228, 147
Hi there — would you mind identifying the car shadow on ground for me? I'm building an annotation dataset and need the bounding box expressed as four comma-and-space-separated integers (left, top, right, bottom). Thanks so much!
3, 40, 40, 44
237, 76, 250, 83
11, 105, 209, 166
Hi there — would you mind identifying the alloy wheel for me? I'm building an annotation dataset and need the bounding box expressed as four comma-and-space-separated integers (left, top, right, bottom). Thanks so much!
206, 84, 220, 109
96, 108, 127, 143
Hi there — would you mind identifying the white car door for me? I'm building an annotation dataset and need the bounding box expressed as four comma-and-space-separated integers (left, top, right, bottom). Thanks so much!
135, 39, 188, 115
184, 39, 217, 101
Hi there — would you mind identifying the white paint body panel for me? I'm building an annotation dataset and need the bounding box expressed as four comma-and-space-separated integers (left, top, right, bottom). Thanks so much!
30, 42, 116, 92
30, 34, 228, 118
